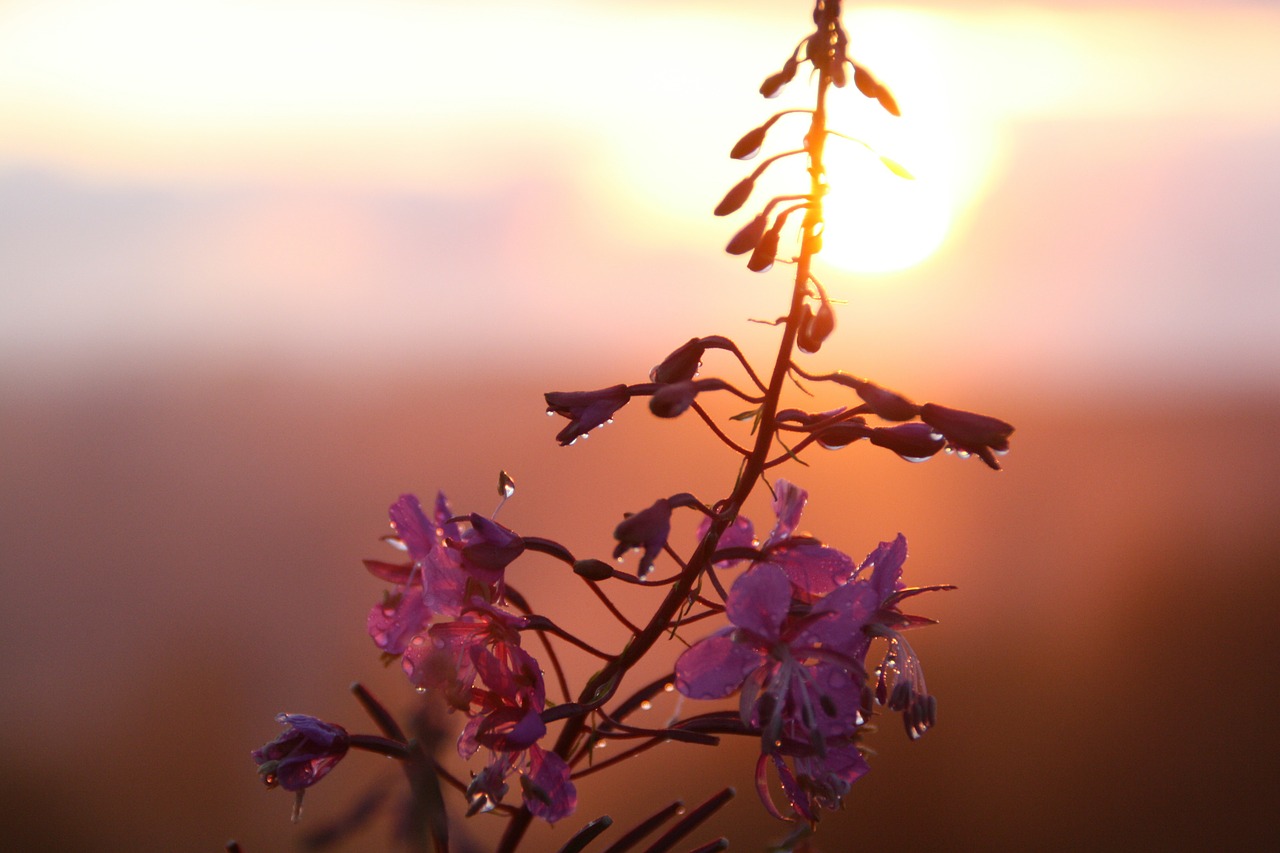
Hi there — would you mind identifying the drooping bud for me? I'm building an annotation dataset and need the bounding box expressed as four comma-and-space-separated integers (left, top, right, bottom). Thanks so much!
919, 403, 1014, 470
544, 385, 631, 446
869, 423, 946, 462
612, 498, 673, 579
815, 421, 870, 449
731, 124, 768, 160
854, 380, 919, 421
747, 222, 782, 272
760, 56, 798, 98
796, 298, 835, 354
650, 380, 699, 418
715, 177, 756, 216
853, 64, 900, 117
726, 213, 768, 256
650, 338, 706, 383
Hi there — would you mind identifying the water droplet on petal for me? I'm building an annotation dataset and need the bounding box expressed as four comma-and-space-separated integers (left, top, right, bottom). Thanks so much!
411, 636, 425, 647
415, 686, 427, 694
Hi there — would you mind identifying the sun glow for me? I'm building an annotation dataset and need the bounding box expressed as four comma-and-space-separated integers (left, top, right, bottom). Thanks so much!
815, 8, 994, 276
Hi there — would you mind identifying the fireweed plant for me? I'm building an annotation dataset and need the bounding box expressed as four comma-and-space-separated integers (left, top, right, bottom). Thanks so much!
245, 2, 1013, 851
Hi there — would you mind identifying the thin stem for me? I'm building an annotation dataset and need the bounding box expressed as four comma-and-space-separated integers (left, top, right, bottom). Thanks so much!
497, 37, 834, 853
689, 401, 752, 456
585, 579, 643, 634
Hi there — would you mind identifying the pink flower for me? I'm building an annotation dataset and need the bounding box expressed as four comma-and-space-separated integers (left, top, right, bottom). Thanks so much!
402, 600, 529, 710
756, 480, 856, 598
456, 644, 577, 823
252, 714, 349, 792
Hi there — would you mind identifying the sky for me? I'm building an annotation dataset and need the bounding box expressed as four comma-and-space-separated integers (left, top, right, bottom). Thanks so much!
1, 0, 1278, 392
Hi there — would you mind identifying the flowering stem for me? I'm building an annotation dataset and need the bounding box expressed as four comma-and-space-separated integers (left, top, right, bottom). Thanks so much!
496, 67, 832, 853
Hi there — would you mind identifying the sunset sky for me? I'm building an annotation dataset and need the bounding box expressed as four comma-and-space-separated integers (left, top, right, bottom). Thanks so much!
2, 0, 1277, 392
4, 3, 1280, 850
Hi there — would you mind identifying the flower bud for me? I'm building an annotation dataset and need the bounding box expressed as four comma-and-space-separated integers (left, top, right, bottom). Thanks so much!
650, 338, 706, 383
715, 177, 756, 216
869, 423, 945, 462
747, 223, 781, 272
650, 380, 698, 418
759, 57, 798, 98
726, 214, 768, 256
854, 380, 919, 421
797, 299, 835, 354
730, 125, 768, 160
572, 559, 614, 581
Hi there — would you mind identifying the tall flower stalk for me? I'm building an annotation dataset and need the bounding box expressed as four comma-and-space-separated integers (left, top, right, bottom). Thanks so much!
242, 2, 1013, 851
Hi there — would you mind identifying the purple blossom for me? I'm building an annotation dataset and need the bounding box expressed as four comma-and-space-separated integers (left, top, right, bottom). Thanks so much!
252, 714, 349, 792
544, 385, 631, 446
612, 497, 672, 579
697, 513, 756, 568
756, 480, 856, 598
920, 402, 1014, 470
455, 644, 577, 823
402, 600, 529, 710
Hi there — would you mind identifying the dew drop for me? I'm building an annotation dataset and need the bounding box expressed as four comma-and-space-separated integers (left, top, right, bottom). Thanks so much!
640, 700, 653, 711
498, 470, 516, 498
411, 636, 425, 647
595, 739, 608, 749
415, 686, 427, 694
663, 683, 675, 693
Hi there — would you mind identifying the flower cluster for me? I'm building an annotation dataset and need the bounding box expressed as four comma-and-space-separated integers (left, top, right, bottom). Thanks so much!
677, 481, 944, 820
368, 492, 576, 823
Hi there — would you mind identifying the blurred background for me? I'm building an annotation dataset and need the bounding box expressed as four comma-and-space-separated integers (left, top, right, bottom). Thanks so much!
2, 0, 1278, 850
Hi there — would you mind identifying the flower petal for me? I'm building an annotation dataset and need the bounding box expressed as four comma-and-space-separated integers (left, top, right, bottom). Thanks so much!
726, 563, 792, 642
675, 631, 763, 699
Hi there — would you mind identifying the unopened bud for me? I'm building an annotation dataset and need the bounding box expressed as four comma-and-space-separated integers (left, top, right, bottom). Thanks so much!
715, 177, 755, 217
747, 224, 781, 272
726, 214, 768, 256
573, 559, 614, 581
730, 125, 768, 160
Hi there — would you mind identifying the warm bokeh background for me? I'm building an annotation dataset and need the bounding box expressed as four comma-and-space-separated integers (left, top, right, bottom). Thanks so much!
3, 1, 1278, 850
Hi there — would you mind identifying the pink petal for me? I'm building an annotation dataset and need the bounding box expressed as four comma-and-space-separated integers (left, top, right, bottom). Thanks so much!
726, 563, 792, 642
523, 746, 577, 823
766, 480, 807, 546
675, 632, 763, 699
765, 541, 855, 598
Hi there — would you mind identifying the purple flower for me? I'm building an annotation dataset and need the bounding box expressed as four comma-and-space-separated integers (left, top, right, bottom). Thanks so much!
675, 563, 873, 722
367, 494, 471, 655
402, 600, 529, 710
455, 645, 578, 823
252, 714, 349, 792
919, 402, 1014, 470
544, 385, 631, 446
612, 497, 672, 579
756, 480, 856, 598
458, 513, 525, 582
